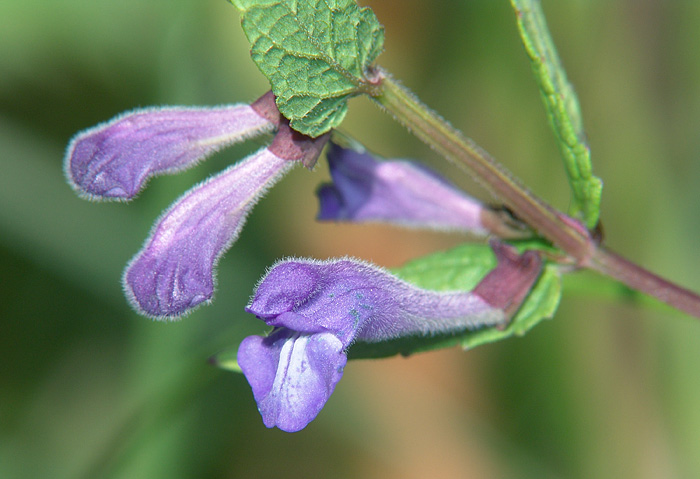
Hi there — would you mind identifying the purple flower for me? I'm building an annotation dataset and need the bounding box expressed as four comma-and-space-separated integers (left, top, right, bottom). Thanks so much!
317, 144, 489, 233
317, 144, 530, 238
65, 92, 328, 318
238, 241, 541, 431
65, 103, 274, 201
123, 147, 293, 317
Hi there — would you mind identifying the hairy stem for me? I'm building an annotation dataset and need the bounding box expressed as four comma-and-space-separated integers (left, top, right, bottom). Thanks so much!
370, 68, 700, 319
371, 68, 594, 261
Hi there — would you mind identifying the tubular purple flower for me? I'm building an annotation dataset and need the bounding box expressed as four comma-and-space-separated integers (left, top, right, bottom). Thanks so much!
122, 117, 329, 319
238, 241, 542, 431
317, 144, 490, 234
65, 103, 275, 200
65, 90, 330, 318
123, 147, 294, 318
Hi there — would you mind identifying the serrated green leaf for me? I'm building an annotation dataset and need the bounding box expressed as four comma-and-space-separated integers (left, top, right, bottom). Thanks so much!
510, 0, 602, 228
347, 243, 562, 360
229, 0, 384, 137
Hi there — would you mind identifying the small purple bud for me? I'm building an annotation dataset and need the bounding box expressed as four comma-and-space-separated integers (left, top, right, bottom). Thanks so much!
317, 144, 489, 234
65, 103, 274, 200
123, 148, 294, 318
238, 242, 541, 431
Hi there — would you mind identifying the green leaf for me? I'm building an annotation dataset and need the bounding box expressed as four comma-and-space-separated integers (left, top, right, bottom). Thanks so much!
347, 243, 562, 360
229, 0, 384, 137
210, 347, 242, 373
510, 0, 602, 229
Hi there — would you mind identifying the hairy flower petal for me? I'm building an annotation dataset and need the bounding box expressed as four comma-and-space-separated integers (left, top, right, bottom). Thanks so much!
240, 243, 541, 431
65, 104, 273, 200
247, 257, 506, 346
124, 148, 293, 318
238, 329, 346, 432
317, 144, 489, 234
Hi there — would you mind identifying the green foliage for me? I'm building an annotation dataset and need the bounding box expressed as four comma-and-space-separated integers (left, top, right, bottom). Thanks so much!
510, 0, 603, 228
348, 243, 562, 359
229, 0, 384, 137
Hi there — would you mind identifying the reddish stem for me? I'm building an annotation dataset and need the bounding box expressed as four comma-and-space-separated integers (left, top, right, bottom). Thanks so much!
588, 247, 700, 318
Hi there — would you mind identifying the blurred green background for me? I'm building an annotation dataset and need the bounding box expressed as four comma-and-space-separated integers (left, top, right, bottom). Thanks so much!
2, 1, 700, 478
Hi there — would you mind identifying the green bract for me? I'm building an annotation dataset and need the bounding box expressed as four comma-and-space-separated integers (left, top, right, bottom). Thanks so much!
348, 242, 562, 359
511, 0, 603, 228
229, 0, 384, 137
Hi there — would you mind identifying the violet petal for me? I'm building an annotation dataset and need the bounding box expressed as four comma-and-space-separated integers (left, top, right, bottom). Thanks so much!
65, 104, 273, 200
317, 144, 489, 234
247, 257, 506, 347
124, 148, 293, 318
238, 329, 346, 432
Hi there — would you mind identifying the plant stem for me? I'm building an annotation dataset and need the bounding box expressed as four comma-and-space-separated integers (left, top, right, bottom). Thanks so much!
589, 247, 700, 318
370, 67, 700, 319
371, 68, 594, 261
